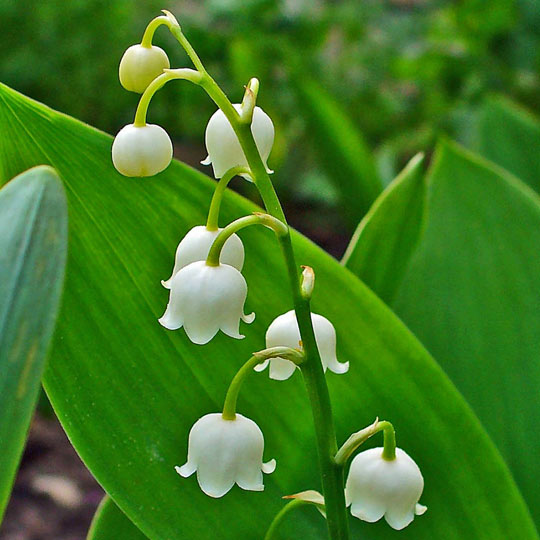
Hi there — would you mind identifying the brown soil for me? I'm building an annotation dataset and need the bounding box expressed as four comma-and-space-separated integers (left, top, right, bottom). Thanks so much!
0, 414, 103, 540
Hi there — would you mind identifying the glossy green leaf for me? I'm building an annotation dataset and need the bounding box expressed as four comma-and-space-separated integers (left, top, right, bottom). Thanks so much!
345, 138, 540, 526
474, 96, 540, 192
294, 78, 382, 226
0, 166, 67, 521
0, 83, 536, 540
342, 153, 425, 305
88, 496, 148, 540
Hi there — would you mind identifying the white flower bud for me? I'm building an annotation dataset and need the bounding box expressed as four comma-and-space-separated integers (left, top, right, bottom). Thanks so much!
255, 310, 349, 380
112, 124, 172, 177
201, 104, 274, 181
161, 226, 244, 289
345, 447, 427, 530
119, 44, 170, 93
176, 413, 276, 498
158, 261, 254, 344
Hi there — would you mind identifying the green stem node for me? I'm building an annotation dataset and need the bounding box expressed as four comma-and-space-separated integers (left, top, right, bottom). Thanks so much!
206, 213, 287, 267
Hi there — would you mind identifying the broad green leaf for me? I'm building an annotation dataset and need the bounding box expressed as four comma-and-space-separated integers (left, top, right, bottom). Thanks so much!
294, 78, 382, 226
342, 153, 425, 304
0, 166, 67, 521
474, 96, 540, 192
87, 496, 148, 540
345, 139, 540, 526
0, 83, 537, 540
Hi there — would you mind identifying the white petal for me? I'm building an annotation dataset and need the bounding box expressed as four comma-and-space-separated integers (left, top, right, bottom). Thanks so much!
265, 310, 346, 377
112, 124, 172, 177
269, 358, 297, 381
350, 501, 385, 523
201, 155, 212, 165
242, 311, 255, 324
385, 510, 415, 530
175, 463, 196, 478
158, 301, 183, 330
161, 261, 250, 344
253, 359, 270, 372
162, 227, 244, 289
262, 458, 276, 474
204, 105, 274, 179
415, 503, 428, 516
346, 447, 425, 530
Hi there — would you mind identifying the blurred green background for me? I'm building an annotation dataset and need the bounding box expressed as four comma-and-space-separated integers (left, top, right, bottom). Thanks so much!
1, 0, 539, 245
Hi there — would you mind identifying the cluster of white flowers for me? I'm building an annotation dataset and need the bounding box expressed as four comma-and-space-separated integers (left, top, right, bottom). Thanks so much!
112, 26, 426, 532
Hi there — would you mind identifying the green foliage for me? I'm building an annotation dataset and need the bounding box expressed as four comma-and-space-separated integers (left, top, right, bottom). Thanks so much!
0, 166, 67, 522
345, 138, 540, 527
473, 96, 540, 192
0, 84, 537, 539
88, 497, 147, 540
342, 153, 425, 303
293, 78, 382, 225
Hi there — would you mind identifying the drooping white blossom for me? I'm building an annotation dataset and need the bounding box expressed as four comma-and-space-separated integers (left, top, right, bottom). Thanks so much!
201, 104, 274, 181
161, 226, 244, 289
176, 413, 276, 498
255, 310, 349, 380
158, 261, 254, 344
119, 44, 170, 93
345, 447, 427, 530
112, 124, 172, 177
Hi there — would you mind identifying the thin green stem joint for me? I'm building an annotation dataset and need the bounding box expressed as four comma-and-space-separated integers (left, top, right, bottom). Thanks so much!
334, 419, 397, 466
206, 213, 287, 267
222, 347, 304, 421
133, 69, 202, 127
140, 15, 174, 48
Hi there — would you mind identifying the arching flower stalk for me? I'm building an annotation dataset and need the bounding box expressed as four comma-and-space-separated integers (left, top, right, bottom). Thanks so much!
114, 14, 426, 540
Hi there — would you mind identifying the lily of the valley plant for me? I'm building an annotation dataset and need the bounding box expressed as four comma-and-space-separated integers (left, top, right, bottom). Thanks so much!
112, 10, 426, 539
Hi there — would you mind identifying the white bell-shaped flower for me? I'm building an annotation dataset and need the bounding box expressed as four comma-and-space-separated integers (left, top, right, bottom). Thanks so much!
176, 413, 276, 498
161, 226, 244, 289
345, 447, 427, 530
119, 44, 170, 93
158, 261, 254, 344
255, 310, 349, 380
201, 104, 274, 181
112, 124, 172, 177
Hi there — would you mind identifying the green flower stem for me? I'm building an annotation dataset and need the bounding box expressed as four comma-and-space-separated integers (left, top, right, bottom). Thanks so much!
206, 213, 287, 267
206, 166, 251, 231
133, 69, 202, 127
264, 499, 309, 540
334, 420, 396, 466
174, 26, 350, 540
140, 15, 173, 48
222, 355, 265, 421
222, 347, 304, 421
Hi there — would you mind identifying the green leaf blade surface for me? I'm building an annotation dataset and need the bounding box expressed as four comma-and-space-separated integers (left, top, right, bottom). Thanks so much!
342, 153, 425, 304
87, 496, 148, 540
474, 96, 540, 193
0, 165, 67, 521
